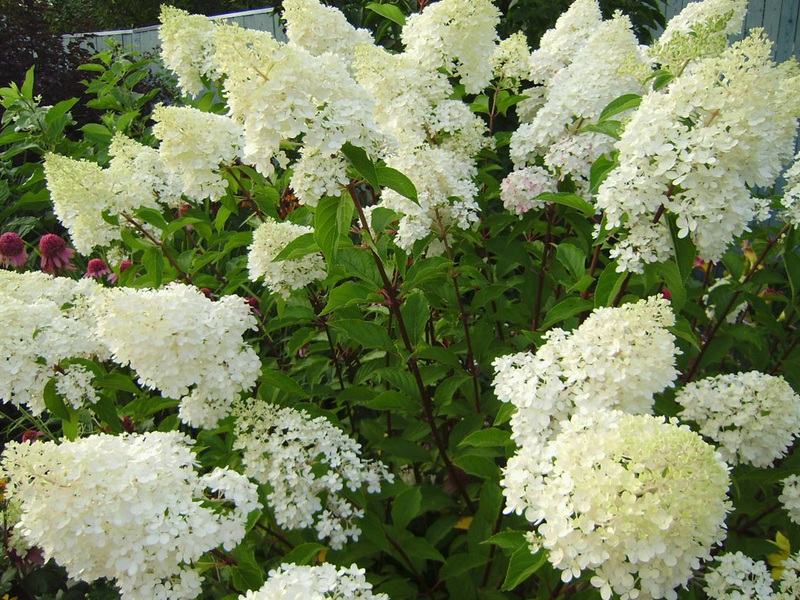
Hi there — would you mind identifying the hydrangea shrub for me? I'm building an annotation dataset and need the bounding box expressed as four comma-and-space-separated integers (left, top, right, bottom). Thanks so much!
2, 0, 800, 598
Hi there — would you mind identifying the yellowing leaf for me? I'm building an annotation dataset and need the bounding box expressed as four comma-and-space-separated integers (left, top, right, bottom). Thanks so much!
454, 516, 473, 530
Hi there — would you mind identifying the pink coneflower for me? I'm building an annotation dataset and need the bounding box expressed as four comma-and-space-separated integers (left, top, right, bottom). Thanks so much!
0, 232, 28, 268
107, 259, 134, 284
39, 234, 76, 274
245, 296, 262, 317
84, 258, 112, 280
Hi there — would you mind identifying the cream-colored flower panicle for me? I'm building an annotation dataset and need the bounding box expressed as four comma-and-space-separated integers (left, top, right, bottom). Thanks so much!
283, 0, 373, 66
240, 563, 389, 599
676, 371, 800, 468
651, 0, 748, 72
597, 30, 800, 273
247, 217, 326, 299
0, 432, 260, 600
233, 401, 393, 550
43, 154, 121, 254
0, 271, 104, 414
492, 296, 679, 443
401, 0, 500, 94
152, 105, 244, 202
503, 410, 730, 600
90, 283, 261, 429
159, 6, 218, 96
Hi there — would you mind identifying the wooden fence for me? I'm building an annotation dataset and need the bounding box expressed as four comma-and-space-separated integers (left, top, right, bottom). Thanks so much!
61, 8, 285, 56
663, 0, 799, 62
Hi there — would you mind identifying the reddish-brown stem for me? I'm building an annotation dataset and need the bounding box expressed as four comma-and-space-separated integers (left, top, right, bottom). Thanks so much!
347, 182, 476, 514
683, 223, 791, 383
533, 203, 556, 330
434, 209, 481, 412
121, 213, 192, 284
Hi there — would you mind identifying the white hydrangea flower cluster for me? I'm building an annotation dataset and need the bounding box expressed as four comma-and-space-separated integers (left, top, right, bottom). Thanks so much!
44, 133, 184, 253
651, 0, 747, 73
500, 165, 557, 216
283, 0, 373, 66
240, 563, 389, 599
152, 105, 244, 202
90, 283, 261, 429
510, 13, 647, 192
43, 154, 123, 254
380, 146, 481, 251
209, 24, 382, 204
158, 6, 218, 96
109, 132, 184, 209
780, 150, 800, 224
491, 32, 532, 88
247, 217, 326, 299
597, 30, 800, 273
233, 401, 392, 550
0, 431, 260, 600
777, 554, 800, 598
492, 296, 679, 443
354, 41, 491, 249
505, 409, 730, 600
528, 0, 603, 85
0, 271, 104, 414
401, 0, 499, 94
780, 475, 800, 525
675, 371, 800, 468
55, 364, 99, 408
704, 551, 800, 599
703, 552, 775, 599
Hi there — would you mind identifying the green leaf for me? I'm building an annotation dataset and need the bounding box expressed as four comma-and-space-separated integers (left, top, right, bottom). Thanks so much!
367, 390, 418, 412
81, 122, 112, 145
400, 292, 429, 346
594, 261, 627, 307
330, 318, 395, 352
440, 553, 488, 581
341, 142, 379, 190
376, 437, 430, 462
598, 93, 642, 122
453, 454, 501, 481
273, 232, 321, 262
540, 297, 593, 331
141, 248, 164, 288
231, 545, 264, 592
92, 396, 122, 434
668, 214, 697, 282
259, 370, 306, 397
459, 428, 511, 448
659, 261, 686, 311
392, 486, 422, 531
43, 378, 70, 421
365, 2, 406, 25
496, 93, 529, 116
785, 251, 800, 301
501, 547, 547, 590
535, 192, 594, 216
482, 530, 528, 553
315, 195, 344, 263
320, 281, 377, 316
281, 542, 327, 565
555, 244, 586, 282
98, 371, 140, 394
589, 152, 618, 195
579, 120, 622, 140
402, 536, 445, 562
377, 166, 418, 203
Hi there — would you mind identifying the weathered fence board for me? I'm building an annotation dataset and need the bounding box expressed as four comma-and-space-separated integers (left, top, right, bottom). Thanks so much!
62, 7, 285, 55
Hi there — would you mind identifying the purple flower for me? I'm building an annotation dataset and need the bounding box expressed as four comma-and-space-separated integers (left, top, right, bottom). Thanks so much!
39, 234, 76, 274
0, 232, 28, 268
